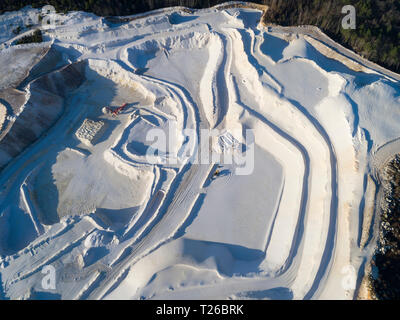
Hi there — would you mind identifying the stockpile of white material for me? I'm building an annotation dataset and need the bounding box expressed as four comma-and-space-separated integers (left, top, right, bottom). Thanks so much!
75, 118, 104, 145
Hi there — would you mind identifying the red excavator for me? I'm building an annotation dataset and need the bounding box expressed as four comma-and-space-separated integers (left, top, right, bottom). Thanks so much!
107, 103, 128, 117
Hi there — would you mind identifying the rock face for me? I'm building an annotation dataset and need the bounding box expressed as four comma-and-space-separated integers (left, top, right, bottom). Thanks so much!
370, 154, 400, 299
0, 61, 86, 170
0, 46, 50, 90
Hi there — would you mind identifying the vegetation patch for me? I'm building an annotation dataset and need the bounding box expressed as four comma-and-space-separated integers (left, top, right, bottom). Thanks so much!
14, 29, 43, 45
370, 154, 400, 299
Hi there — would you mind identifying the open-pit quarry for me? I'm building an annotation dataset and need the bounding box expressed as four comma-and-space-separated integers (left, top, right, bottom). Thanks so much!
0, 4, 399, 300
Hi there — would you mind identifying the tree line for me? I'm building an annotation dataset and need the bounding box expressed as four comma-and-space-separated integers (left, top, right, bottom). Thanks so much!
263, 0, 400, 73
1, 0, 399, 72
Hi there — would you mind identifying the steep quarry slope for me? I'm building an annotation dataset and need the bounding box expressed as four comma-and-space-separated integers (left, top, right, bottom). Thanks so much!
0, 45, 51, 157
0, 5, 399, 300
0, 46, 50, 90
0, 62, 86, 169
